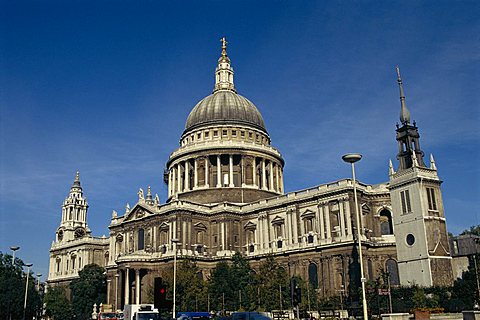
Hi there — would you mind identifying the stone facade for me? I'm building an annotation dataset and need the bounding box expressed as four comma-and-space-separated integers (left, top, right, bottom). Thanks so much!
47, 40, 453, 307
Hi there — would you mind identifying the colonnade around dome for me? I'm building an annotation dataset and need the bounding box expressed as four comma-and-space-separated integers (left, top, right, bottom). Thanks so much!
167, 153, 284, 201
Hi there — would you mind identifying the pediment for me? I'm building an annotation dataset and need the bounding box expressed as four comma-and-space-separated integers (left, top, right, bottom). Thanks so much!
271, 215, 285, 225
123, 203, 154, 222
244, 221, 257, 230
159, 222, 169, 230
300, 209, 315, 219
194, 222, 207, 230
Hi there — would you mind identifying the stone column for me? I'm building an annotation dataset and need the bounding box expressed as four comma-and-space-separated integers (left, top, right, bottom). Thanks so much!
115, 273, 119, 310
339, 200, 346, 238
318, 205, 325, 239
220, 220, 225, 250
177, 164, 181, 192
252, 158, 257, 187
185, 161, 190, 191
275, 163, 279, 192
289, 210, 296, 244
229, 154, 234, 187
345, 199, 352, 236
286, 210, 292, 245
135, 269, 140, 304
263, 216, 269, 249
324, 204, 331, 239
124, 268, 130, 305
194, 158, 198, 189
152, 226, 157, 252
182, 219, 187, 251
262, 159, 267, 190
299, 216, 305, 241
279, 170, 283, 193
269, 161, 274, 191
257, 218, 263, 249
216, 155, 221, 187
205, 157, 209, 187
241, 156, 245, 187
167, 170, 171, 196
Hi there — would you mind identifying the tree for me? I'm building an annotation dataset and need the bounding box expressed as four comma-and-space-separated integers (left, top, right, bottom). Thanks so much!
0, 252, 42, 320
230, 253, 256, 311
256, 255, 289, 311
175, 259, 207, 311
460, 225, 480, 236
70, 264, 107, 320
208, 261, 235, 312
44, 286, 74, 320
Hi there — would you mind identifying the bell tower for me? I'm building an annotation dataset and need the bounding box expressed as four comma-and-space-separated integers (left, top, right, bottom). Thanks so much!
55, 172, 91, 242
389, 67, 453, 287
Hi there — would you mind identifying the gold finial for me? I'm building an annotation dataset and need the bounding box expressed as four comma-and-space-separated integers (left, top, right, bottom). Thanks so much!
396, 65, 402, 82
220, 37, 227, 56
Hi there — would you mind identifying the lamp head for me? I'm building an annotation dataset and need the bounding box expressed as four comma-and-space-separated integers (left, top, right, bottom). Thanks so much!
342, 153, 362, 164
24, 263, 33, 268
10, 246, 20, 251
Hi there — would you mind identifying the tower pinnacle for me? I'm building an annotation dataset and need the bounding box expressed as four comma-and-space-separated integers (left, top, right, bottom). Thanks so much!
214, 37, 236, 93
396, 66, 411, 125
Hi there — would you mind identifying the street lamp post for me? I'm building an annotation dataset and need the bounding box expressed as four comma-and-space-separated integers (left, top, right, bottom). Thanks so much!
23, 263, 33, 320
10, 246, 20, 264
172, 238, 179, 320
36, 273, 42, 291
342, 153, 368, 320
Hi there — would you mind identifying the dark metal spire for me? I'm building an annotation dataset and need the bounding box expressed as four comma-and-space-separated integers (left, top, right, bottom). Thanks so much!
72, 171, 81, 188
396, 66, 411, 125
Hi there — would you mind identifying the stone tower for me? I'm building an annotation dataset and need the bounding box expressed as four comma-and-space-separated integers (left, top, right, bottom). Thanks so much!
389, 67, 453, 287
55, 172, 91, 242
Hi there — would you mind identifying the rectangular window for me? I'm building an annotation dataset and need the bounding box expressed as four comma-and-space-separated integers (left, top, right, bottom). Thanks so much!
241, 131, 245, 137
213, 130, 218, 137
197, 133, 201, 139
248, 132, 253, 139
232, 130, 237, 136
426, 187, 437, 210
400, 190, 412, 214
205, 131, 209, 138
222, 130, 228, 136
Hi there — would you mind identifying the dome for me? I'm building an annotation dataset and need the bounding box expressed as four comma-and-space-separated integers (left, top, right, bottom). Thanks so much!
185, 90, 267, 133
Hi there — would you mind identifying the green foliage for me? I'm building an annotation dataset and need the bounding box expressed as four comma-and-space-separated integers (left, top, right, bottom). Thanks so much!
176, 259, 207, 311
257, 255, 289, 311
230, 252, 257, 311
208, 260, 235, 311
44, 286, 74, 320
0, 252, 42, 320
450, 259, 478, 311
70, 264, 107, 320
460, 225, 480, 236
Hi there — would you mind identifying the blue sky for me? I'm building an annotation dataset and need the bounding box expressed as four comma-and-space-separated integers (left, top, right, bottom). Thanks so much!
1, 1, 479, 280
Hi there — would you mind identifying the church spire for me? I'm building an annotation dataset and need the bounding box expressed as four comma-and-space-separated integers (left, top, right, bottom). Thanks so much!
72, 171, 82, 190
394, 67, 426, 171
214, 37, 236, 93
396, 66, 411, 125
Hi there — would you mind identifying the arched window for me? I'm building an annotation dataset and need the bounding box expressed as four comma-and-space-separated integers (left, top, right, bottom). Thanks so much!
380, 209, 394, 235
138, 229, 145, 250
196, 230, 205, 244
367, 259, 373, 280
386, 259, 400, 285
308, 263, 318, 288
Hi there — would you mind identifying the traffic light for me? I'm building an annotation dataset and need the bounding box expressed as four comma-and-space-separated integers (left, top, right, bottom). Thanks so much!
290, 279, 302, 306
154, 277, 168, 310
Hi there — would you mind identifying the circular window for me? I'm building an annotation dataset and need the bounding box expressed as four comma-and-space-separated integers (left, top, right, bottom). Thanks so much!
406, 234, 415, 246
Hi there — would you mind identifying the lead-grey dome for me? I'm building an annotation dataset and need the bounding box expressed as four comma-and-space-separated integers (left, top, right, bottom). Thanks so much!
185, 90, 267, 133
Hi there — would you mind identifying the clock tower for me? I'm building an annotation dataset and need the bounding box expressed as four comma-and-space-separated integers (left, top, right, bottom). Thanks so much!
55, 172, 91, 243
389, 67, 453, 286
